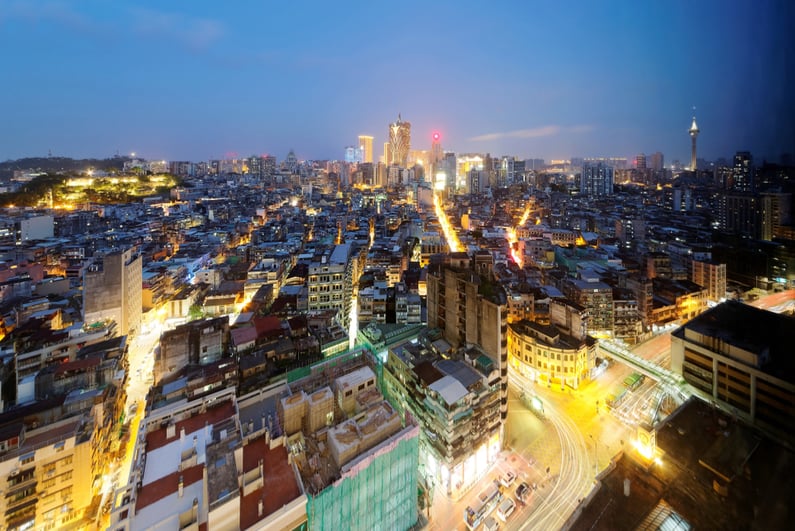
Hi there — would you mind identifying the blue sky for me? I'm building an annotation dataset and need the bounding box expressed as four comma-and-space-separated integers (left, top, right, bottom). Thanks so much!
1, 0, 792, 164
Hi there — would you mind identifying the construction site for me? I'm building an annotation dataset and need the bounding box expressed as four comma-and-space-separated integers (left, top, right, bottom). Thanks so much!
278, 350, 421, 531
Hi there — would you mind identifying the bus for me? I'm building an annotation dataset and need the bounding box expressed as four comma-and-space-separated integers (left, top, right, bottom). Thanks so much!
623, 372, 646, 391
464, 481, 503, 530
606, 386, 628, 409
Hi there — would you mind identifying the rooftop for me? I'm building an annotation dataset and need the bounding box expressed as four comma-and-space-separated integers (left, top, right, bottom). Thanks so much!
145, 398, 236, 454
568, 397, 794, 531
239, 436, 301, 529
672, 300, 795, 382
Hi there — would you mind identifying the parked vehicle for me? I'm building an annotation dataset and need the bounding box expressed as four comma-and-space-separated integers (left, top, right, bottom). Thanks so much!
483, 515, 500, 531
499, 470, 516, 488
515, 481, 531, 504
496, 497, 515, 521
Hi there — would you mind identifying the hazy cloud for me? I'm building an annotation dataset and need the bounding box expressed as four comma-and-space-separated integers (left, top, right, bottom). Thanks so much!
0, 1, 98, 33
470, 125, 593, 142
128, 7, 224, 52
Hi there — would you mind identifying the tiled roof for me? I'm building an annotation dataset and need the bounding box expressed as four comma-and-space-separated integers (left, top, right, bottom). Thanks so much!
136, 463, 204, 511
239, 437, 301, 529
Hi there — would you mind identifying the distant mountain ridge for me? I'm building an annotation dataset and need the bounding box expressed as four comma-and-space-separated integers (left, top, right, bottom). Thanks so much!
0, 156, 129, 179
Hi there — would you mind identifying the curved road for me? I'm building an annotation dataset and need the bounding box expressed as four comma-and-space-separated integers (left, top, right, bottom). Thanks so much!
507, 373, 596, 531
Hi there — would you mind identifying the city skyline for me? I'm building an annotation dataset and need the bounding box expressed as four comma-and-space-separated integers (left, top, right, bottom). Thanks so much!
1, 0, 793, 164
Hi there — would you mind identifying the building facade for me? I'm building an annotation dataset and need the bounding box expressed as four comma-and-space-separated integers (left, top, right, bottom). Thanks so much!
83, 248, 142, 337
507, 319, 593, 390
580, 162, 614, 197
671, 301, 795, 447
388, 115, 411, 167
382, 341, 501, 497
307, 244, 354, 328
358, 135, 373, 164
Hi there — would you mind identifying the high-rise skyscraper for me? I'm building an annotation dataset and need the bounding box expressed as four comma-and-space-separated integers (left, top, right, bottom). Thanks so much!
430, 131, 442, 166
689, 115, 700, 171
649, 151, 664, 172
388, 114, 411, 167
358, 135, 373, 163
732, 151, 753, 192
580, 162, 614, 197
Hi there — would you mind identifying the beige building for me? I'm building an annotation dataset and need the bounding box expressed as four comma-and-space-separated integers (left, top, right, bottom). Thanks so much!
0, 417, 94, 531
358, 135, 373, 164
691, 259, 727, 302
83, 248, 142, 337
508, 319, 594, 390
307, 244, 354, 327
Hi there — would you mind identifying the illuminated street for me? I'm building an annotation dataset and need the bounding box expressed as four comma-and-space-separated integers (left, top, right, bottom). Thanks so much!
434, 192, 462, 252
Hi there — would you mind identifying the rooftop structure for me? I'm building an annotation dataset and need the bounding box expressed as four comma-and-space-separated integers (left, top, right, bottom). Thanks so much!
383, 339, 502, 498
110, 387, 307, 530
567, 397, 793, 530
278, 352, 420, 531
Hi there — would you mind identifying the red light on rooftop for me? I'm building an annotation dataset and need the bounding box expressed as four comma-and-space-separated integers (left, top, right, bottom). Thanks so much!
432, 132, 441, 141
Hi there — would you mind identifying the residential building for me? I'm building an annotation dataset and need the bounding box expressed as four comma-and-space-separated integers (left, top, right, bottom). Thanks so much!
155, 317, 229, 384
580, 162, 614, 197
426, 253, 508, 428
0, 416, 95, 530
561, 277, 614, 338
109, 387, 308, 530
691, 259, 727, 302
307, 244, 354, 327
83, 248, 142, 338
382, 340, 501, 497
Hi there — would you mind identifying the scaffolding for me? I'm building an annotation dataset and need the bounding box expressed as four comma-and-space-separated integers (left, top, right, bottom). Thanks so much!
306, 427, 420, 531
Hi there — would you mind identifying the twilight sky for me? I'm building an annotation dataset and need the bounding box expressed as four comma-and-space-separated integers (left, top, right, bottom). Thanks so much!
1, 0, 793, 165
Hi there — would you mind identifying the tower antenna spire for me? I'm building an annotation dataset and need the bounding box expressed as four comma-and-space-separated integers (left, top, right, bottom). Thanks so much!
689, 107, 700, 171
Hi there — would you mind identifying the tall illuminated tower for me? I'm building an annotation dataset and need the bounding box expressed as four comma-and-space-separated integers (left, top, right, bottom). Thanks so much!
388, 114, 411, 167
358, 135, 373, 163
689, 115, 700, 171
430, 131, 442, 166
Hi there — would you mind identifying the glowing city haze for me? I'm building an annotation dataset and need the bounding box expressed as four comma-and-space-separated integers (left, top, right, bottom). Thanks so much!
1, 0, 792, 162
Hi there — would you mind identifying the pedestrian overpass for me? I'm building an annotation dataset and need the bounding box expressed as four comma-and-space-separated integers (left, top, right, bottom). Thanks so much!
598, 339, 692, 425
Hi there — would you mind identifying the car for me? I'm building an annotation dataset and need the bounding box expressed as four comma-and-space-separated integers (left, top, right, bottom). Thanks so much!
483, 515, 500, 531
515, 481, 530, 504
496, 496, 515, 521
499, 470, 517, 488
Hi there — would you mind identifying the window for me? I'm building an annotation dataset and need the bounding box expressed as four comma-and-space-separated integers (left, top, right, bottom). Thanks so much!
20, 452, 35, 465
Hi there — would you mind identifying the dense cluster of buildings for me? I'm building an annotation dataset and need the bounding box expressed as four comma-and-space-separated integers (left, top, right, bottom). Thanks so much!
0, 114, 792, 529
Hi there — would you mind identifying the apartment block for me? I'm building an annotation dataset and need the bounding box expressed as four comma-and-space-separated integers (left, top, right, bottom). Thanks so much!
83, 248, 142, 337
691, 259, 727, 302
382, 340, 502, 497
671, 301, 795, 447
